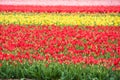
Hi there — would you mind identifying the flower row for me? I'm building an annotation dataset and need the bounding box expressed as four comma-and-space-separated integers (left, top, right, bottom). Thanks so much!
0, 12, 120, 26
0, 24, 120, 69
0, 5, 120, 13
0, 51, 120, 69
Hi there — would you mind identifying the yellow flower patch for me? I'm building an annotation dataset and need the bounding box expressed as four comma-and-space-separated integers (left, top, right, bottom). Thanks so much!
0, 12, 120, 26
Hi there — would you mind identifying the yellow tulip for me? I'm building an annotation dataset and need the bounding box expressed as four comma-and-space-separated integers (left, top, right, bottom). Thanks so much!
0, 12, 120, 26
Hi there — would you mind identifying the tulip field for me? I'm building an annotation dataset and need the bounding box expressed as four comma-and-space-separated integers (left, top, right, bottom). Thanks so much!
0, 5, 120, 80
